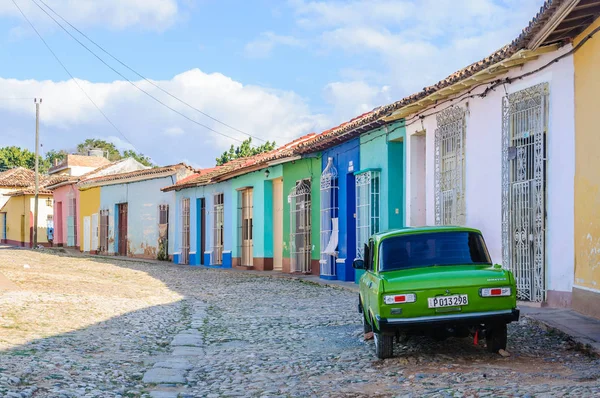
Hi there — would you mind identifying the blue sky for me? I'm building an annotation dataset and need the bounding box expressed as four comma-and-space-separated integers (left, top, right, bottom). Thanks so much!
0, 0, 544, 167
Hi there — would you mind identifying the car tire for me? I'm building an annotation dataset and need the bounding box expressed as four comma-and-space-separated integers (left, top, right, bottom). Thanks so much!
485, 323, 508, 353
363, 312, 373, 333
374, 332, 394, 359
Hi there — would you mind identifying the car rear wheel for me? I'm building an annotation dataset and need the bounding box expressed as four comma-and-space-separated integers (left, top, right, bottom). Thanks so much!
485, 323, 508, 353
374, 332, 394, 359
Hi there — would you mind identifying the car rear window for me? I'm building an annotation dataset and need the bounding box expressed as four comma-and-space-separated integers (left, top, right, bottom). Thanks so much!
379, 231, 492, 271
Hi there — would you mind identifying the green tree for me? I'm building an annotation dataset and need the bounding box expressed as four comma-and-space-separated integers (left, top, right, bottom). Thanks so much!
76, 139, 121, 161
215, 138, 276, 166
45, 149, 68, 167
122, 150, 155, 167
0, 146, 38, 171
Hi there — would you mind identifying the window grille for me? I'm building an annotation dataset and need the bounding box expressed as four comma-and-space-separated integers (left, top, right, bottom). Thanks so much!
502, 83, 549, 302
180, 199, 190, 265
99, 209, 109, 252
320, 157, 338, 276
289, 179, 312, 273
356, 170, 380, 259
213, 193, 224, 265
238, 189, 253, 266
67, 196, 77, 247
434, 107, 466, 226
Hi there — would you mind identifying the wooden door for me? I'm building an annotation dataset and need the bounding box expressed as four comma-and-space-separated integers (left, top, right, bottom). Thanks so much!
272, 178, 283, 271
55, 202, 63, 245
197, 198, 206, 265
91, 213, 99, 252
21, 215, 25, 247
83, 216, 91, 252
118, 203, 128, 256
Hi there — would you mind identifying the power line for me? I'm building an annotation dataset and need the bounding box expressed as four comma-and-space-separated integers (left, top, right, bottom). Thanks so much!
10, 0, 139, 153
29, 0, 253, 145
34, 0, 266, 144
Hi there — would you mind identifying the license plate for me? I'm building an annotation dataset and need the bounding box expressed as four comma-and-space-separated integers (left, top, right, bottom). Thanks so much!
428, 294, 468, 308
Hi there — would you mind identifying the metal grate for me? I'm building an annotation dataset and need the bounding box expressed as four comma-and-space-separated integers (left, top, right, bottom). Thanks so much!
0, 212, 6, 241
213, 193, 224, 265
356, 170, 380, 259
320, 157, 338, 276
502, 82, 549, 302
67, 195, 77, 247
99, 209, 109, 252
290, 179, 312, 273
435, 107, 466, 226
180, 199, 190, 264
158, 204, 169, 260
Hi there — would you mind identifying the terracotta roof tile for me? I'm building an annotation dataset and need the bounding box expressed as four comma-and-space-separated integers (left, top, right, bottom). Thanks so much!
6, 187, 53, 196
0, 167, 37, 188
79, 163, 193, 188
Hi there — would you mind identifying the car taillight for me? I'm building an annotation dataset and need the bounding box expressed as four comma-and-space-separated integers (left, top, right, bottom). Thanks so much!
480, 287, 511, 297
384, 293, 416, 304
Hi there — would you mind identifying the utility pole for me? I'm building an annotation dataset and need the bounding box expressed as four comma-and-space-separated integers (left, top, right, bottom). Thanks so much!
33, 98, 41, 248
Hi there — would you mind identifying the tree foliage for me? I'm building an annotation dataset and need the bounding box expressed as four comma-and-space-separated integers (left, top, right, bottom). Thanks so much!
216, 138, 276, 166
0, 138, 156, 174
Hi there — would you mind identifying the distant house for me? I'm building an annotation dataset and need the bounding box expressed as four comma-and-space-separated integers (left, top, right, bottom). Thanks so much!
46, 158, 148, 248
0, 167, 64, 247
77, 164, 194, 259
48, 153, 111, 176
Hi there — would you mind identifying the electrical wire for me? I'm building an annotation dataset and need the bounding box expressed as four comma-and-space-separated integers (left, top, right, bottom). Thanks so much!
29, 0, 259, 145
10, 0, 140, 153
33, 0, 266, 144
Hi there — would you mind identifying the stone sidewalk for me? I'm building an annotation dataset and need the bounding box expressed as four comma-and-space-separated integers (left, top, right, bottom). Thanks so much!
521, 305, 600, 356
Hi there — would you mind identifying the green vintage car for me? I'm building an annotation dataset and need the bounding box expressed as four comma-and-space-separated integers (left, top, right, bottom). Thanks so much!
354, 226, 519, 359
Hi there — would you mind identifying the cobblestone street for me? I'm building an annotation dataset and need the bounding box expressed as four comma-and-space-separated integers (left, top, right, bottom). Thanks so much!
1, 248, 600, 397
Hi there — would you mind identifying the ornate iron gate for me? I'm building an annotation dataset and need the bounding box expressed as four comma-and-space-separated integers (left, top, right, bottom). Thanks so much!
435, 107, 466, 226
502, 83, 549, 302
213, 193, 224, 265
180, 199, 190, 264
355, 170, 380, 259
290, 179, 312, 273
238, 189, 253, 267
158, 204, 169, 260
320, 157, 338, 276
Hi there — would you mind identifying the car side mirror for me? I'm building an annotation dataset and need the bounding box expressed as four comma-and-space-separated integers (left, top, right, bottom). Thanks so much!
353, 259, 365, 270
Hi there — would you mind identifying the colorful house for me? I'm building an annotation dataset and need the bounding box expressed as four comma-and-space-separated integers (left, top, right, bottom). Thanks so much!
572, 9, 600, 317
77, 164, 193, 259
47, 157, 149, 249
0, 167, 61, 247
48, 153, 111, 176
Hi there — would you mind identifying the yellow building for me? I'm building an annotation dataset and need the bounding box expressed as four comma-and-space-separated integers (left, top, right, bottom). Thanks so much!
78, 186, 101, 253
573, 16, 600, 318
0, 188, 53, 247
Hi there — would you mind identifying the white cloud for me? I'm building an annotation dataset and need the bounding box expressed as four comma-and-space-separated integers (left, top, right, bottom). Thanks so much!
290, 0, 543, 106
244, 31, 306, 58
1, 0, 180, 31
0, 69, 330, 168
324, 81, 391, 122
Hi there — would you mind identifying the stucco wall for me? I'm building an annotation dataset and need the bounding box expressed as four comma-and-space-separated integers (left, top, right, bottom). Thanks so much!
405, 45, 575, 297
53, 184, 80, 247
79, 187, 101, 251
573, 18, 600, 312
1, 195, 51, 246
321, 138, 360, 281
282, 157, 322, 267
100, 176, 176, 258
359, 121, 406, 231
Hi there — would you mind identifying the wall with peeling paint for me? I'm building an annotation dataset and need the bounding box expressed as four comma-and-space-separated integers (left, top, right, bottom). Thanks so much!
100, 176, 176, 259
573, 18, 600, 318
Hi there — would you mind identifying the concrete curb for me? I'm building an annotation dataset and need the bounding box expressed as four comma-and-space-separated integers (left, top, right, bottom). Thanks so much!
522, 314, 600, 358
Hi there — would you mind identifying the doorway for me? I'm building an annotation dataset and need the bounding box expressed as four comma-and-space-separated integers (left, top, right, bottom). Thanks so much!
55, 202, 63, 245
240, 188, 253, 267
272, 178, 283, 271
83, 216, 91, 252
502, 83, 548, 303
91, 213, 99, 252
117, 203, 128, 256
410, 131, 427, 226
181, 198, 190, 264
289, 179, 312, 273
196, 198, 206, 265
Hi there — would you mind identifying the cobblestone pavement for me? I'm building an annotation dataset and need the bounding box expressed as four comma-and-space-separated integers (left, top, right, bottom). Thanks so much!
1, 248, 600, 397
